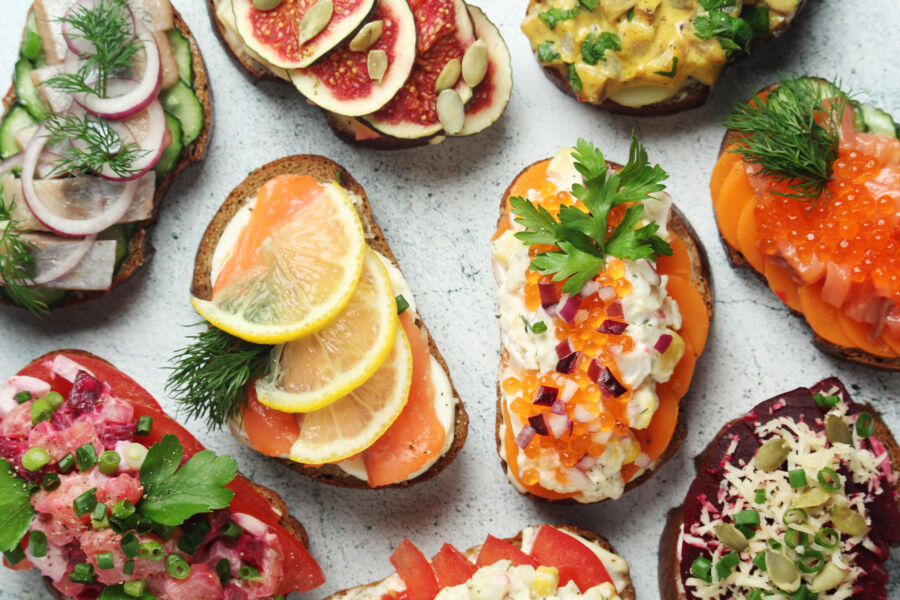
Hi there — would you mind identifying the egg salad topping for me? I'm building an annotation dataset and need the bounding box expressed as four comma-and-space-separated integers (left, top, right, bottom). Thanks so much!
435, 562, 621, 600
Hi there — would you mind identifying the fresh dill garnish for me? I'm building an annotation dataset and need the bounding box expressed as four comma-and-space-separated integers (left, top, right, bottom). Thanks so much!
723, 76, 845, 207
0, 190, 48, 316
167, 325, 272, 430
47, 0, 141, 98
510, 134, 672, 294
43, 111, 146, 178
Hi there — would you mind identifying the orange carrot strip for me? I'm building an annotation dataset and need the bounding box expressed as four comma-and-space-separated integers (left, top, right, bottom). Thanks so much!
838, 312, 898, 358
666, 275, 710, 355
797, 282, 855, 347
710, 146, 744, 201
715, 161, 754, 253
763, 257, 804, 312
656, 233, 692, 279
736, 195, 766, 273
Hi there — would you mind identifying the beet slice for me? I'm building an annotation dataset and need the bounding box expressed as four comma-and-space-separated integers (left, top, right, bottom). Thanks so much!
741, 386, 822, 429
289, 0, 417, 116
706, 421, 760, 470
232, 0, 377, 69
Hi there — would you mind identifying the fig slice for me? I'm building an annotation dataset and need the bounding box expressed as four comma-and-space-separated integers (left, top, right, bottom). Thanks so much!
361, 0, 476, 139
288, 0, 417, 116
452, 5, 512, 137
232, 0, 377, 69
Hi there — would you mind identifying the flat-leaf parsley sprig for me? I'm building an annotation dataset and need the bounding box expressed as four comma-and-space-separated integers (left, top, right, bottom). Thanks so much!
510, 134, 672, 294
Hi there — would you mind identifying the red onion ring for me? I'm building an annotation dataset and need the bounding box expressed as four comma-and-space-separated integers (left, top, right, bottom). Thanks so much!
31, 234, 97, 284
63, 0, 136, 57
98, 99, 167, 181
0, 153, 24, 178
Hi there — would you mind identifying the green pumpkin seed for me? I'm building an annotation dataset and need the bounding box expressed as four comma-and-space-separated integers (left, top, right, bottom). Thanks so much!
755, 438, 790, 472
298, 0, 333, 46
765, 551, 800, 592
825, 414, 852, 445
435, 59, 461, 93
809, 561, 848, 593
831, 506, 866, 536
714, 523, 748, 552
253, 0, 283, 9
436, 89, 464, 135
462, 39, 489, 87
349, 20, 383, 52
367, 49, 388, 81
793, 486, 831, 509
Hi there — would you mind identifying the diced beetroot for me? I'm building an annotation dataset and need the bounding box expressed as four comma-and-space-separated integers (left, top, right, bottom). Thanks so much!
69, 372, 102, 412
0, 402, 34, 438
97, 421, 135, 449
237, 534, 267, 570
164, 563, 224, 599
0, 437, 28, 463
869, 489, 900, 545
744, 387, 821, 429
706, 422, 759, 469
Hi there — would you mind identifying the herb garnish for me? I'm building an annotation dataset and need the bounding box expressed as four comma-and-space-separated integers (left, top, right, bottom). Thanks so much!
539, 8, 579, 29
566, 64, 582, 93
581, 32, 621, 65
723, 76, 844, 207
0, 459, 35, 552
694, 11, 753, 55
43, 111, 146, 178
167, 325, 271, 430
579, 0, 598, 10
0, 190, 47, 315
655, 57, 678, 78
537, 41, 561, 63
510, 135, 672, 294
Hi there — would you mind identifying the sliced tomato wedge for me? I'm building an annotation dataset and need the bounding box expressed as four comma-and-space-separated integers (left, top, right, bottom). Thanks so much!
431, 543, 476, 588
474, 535, 536, 568
390, 539, 439, 600
528, 526, 612, 592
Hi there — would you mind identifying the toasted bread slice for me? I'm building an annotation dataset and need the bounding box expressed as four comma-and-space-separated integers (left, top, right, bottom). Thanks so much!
190, 154, 468, 489
494, 157, 713, 504
1, 4, 212, 310
326, 524, 635, 600
659, 377, 900, 600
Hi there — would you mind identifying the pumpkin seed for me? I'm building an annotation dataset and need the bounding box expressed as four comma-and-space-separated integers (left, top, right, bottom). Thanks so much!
714, 523, 748, 552
349, 20, 383, 52
765, 551, 800, 592
831, 506, 866, 536
435, 59, 461, 93
462, 39, 489, 87
825, 414, 852, 445
436, 89, 464, 134
367, 49, 388, 81
755, 438, 790, 472
253, 0, 283, 9
298, 0, 333, 46
809, 561, 848, 593
793, 486, 831, 509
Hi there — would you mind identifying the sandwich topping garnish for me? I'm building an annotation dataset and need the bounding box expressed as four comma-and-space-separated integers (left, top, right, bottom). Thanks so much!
0, 190, 47, 315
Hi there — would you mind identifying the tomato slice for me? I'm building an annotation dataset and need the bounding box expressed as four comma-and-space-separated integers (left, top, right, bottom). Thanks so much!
528, 525, 612, 592
390, 539, 439, 600
431, 543, 475, 589
475, 535, 536, 568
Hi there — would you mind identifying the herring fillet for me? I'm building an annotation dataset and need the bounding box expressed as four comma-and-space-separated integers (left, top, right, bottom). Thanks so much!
23, 234, 117, 290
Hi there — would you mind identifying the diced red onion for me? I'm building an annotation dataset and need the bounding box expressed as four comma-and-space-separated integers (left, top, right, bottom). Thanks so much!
550, 398, 566, 415
555, 339, 574, 358
560, 379, 579, 403
579, 280, 600, 298
654, 334, 673, 353
607, 301, 624, 318
557, 294, 582, 323
538, 281, 560, 308
572, 404, 595, 423
31, 234, 97, 284
592, 364, 626, 398
515, 425, 536, 448
598, 285, 617, 302
555, 351, 580, 375
232, 512, 268, 538
598, 319, 627, 335
575, 454, 597, 471
547, 413, 572, 438
528, 413, 549, 436
98, 99, 167, 181
532, 385, 558, 407
644, 259, 661, 286
587, 358, 603, 383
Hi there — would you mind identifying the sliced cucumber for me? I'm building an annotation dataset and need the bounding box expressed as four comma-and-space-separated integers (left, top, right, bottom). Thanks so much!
22, 13, 43, 62
858, 103, 898, 139
15, 58, 47, 121
154, 113, 184, 178
167, 28, 193, 85
0, 105, 37, 159
1, 285, 68, 311
98, 222, 139, 269
851, 101, 868, 133
160, 80, 203, 146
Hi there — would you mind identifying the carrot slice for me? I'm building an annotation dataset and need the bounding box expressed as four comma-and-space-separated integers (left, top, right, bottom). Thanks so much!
631, 383, 679, 466
763, 257, 803, 312
736, 195, 765, 273
797, 282, 855, 347
715, 161, 754, 253
243, 388, 300, 457
656, 233, 692, 279
881, 329, 900, 355
710, 146, 744, 201
838, 312, 898, 358
666, 275, 710, 355
662, 336, 697, 401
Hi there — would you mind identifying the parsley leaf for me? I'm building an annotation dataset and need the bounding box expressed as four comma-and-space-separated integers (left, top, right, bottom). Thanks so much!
510, 135, 672, 294
699, 0, 738, 10
539, 8, 579, 29
581, 32, 621, 65
138, 434, 237, 526
567, 64, 582, 93
740, 5, 770, 37
0, 458, 35, 552
626, 8, 635, 21
537, 41, 561, 63
654, 56, 678, 78
579, 0, 598, 10
694, 12, 753, 54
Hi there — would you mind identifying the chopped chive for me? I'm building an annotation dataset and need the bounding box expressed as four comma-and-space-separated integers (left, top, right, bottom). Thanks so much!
817, 467, 841, 492
73, 488, 98, 517
734, 509, 760, 527
690, 556, 712, 582
68, 562, 95, 584
120, 532, 139, 558
240, 564, 262, 581
855, 412, 874, 438
715, 552, 740, 579
754, 489, 766, 504
221, 521, 242, 540
91, 502, 107, 523
22, 447, 50, 471
135, 416, 153, 436
737, 524, 756, 540
30, 398, 52, 425
783, 508, 807, 526
14, 391, 31, 404
752, 552, 767, 571
797, 549, 825, 573
123, 559, 135, 575
768, 539, 782, 550
812, 392, 840, 408
27, 530, 47, 558
96, 551, 115, 570
784, 528, 808, 549
166, 553, 191, 579
815, 527, 839, 548
123, 578, 146, 597
531, 321, 548, 334
139, 541, 164, 561
395, 295, 409, 315
216, 558, 231, 585
75, 443, 98, 471
58, 452, 75, 473
98, 450, 120, 475
45, 391, 64, 410
111, 499, 136, 519
41, 472, 60, 491
788, 468, 807, 488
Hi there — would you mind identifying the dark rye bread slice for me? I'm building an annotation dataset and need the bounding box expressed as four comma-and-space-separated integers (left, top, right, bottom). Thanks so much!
527, 0, 806, 116
494, 158, 713, 504
326, 524, 636, 600
191, 154, 469, 489
716, 88, 900, 371
28, 349, 310, 600
658, 379, 900, 600
1, 5, 212, 310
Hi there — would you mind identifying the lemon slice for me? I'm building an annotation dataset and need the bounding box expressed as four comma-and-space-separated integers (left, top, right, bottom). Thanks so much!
192, 182, 365, 345
288, 326, 413, 464
255, 248, 399, 413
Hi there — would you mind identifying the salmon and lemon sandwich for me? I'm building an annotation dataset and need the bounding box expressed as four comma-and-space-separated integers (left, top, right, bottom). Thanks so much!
168, 155, 467, 488
492, 136, 712, 503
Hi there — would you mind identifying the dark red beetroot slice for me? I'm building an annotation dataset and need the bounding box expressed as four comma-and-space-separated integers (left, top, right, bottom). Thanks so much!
289, 0, 417, 116
679, 469, 723, 587
740, 386, 822, 429
453, 5, 511, 137
809, 376, 852, 405
705, 421, 760, 470
362, 0, 475, 139
232, 0, 377, 69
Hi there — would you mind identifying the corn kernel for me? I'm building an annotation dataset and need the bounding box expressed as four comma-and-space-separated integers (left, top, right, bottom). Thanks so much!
531, 566, 559, 595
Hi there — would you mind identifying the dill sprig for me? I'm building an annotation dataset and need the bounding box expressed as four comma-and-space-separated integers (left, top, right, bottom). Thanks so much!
0, 190, 48, 316
167, 325, 272, 430
48, 0, 140, 98
723, 76, 845, 207
43, 111, 146, 178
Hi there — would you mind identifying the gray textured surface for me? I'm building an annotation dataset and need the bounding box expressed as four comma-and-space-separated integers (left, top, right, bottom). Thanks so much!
0, 1, 898, 598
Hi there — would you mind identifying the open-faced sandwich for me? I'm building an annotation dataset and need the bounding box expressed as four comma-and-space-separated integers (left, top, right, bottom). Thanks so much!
327, 524, 633, 600
492, 136, 712, 503
659, 377, 900, 599
712, 76, 900, 369
0, 350, 324, 599
168, 155, 468, 488
522, 0, 804, 115
0, 0, 210, 314
209, 0, 511, 148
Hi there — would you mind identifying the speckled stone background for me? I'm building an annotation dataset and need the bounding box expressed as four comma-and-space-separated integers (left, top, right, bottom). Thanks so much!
1, 1, 898, 598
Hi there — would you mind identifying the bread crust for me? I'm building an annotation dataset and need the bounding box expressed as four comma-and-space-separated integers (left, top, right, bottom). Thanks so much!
325, 524, 636, 600
657, 387, 900, 600
493, 158, 713, 504
1, 5, 212, 310
190, 154, 468, 489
